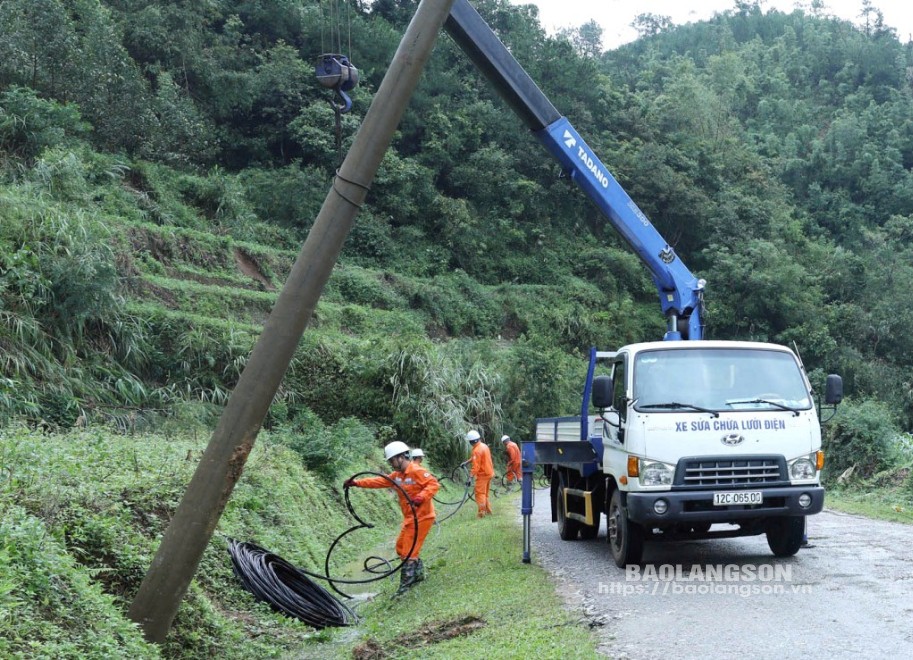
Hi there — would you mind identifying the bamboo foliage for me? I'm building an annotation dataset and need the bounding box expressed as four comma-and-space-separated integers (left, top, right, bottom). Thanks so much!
389, 343, 502, 465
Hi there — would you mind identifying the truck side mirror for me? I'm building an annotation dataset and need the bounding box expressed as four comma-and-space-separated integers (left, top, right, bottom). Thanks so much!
592, 375, 612, 409
825, 374, 843, 405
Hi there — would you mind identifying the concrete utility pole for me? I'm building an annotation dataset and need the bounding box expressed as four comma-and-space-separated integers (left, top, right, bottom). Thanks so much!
128, 0, 457, 642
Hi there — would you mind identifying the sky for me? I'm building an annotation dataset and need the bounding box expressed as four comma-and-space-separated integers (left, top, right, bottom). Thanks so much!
508, 0, 913, 50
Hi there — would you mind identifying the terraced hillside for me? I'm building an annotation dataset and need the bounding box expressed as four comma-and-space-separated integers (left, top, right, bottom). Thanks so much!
65, 159, 638, 465
0, 103, 652, 465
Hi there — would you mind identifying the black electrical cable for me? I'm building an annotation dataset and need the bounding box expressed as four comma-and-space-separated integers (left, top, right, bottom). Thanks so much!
228, 539, 357, 628
320, 471, 417, 598
431, 462, 473, 521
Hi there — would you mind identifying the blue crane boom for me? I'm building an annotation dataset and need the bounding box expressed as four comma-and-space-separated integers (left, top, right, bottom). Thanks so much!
444, 0, 705, 340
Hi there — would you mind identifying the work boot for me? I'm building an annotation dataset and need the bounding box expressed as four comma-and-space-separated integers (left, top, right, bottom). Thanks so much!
414, 559, 425, 583
393, 561, 417, 597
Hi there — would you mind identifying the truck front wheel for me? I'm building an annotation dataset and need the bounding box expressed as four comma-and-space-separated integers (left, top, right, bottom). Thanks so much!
608, 490, 644, 566
766, 516, 804, 557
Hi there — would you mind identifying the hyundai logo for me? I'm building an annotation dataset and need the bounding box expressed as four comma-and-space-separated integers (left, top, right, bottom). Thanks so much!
721, 433, 745, 446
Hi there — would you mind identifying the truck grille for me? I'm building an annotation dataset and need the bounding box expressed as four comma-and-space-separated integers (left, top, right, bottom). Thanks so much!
675, 456, 786, 488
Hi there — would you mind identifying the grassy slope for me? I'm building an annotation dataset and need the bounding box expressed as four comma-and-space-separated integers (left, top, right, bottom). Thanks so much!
0, 424, 400, 658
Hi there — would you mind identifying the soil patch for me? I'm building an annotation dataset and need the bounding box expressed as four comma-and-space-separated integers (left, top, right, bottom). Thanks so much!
234, 248, 275, 290
351, 615, 486, 659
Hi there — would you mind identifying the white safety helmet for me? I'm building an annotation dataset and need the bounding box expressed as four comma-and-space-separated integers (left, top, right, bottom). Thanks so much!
501, 435, 510, 443
410, 448, 425, 459
383, 440, 411, 461
465, 430, 481, 443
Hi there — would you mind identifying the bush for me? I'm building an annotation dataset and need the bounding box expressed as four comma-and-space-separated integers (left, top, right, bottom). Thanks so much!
387, 339, 504, 467
0, 86, 89, 161
822, 398, 902, 481
0, 181, 121, 339
329, 266, 406, 310
398, 272, 502, 338
904, 467, 913, 498
497, 336, 581, 436
0, 505, 158, 659
275, 410, 378, 480
240, 164, 325, 235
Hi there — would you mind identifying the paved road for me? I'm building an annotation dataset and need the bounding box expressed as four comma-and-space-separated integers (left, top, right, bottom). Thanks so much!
526, 501, 913, 658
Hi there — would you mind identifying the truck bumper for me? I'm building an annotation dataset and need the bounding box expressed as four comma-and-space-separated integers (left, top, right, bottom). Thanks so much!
625, 486, 824, 526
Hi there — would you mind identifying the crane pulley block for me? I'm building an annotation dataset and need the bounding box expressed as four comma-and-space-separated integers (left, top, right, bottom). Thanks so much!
315, 54, 359, 113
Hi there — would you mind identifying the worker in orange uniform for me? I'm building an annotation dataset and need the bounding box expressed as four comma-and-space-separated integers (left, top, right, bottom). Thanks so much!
344, 441, 439, 595
466, 430, 494, 517
501, 434, 521, 484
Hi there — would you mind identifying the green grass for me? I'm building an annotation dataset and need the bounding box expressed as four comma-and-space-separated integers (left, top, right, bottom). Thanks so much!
0, 423, 401, 659
165, 263, 268, 290
139, 273, 278, 318
124, 301, 264, 335
320, 493, 602, 659
825, 486, 913, 524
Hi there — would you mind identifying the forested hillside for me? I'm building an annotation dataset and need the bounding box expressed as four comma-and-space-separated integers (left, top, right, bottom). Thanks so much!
4, 0, 913, 656
3, 0, 913, 464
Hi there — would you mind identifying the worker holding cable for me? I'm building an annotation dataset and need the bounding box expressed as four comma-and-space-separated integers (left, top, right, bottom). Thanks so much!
466, 430, 494, 517
344, 441, 439, 596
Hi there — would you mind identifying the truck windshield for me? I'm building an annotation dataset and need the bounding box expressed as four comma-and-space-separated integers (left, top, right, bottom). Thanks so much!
632, 348, 811, 413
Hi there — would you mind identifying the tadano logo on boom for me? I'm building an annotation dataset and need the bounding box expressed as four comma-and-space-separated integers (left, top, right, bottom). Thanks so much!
577, 146, 609, 188
562, 129, 609, 188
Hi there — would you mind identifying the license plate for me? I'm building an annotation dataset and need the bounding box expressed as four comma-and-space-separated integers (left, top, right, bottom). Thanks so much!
713, 491, 763, 506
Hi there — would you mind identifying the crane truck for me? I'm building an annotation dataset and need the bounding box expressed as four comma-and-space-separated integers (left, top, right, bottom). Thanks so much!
444, 0, 843, 566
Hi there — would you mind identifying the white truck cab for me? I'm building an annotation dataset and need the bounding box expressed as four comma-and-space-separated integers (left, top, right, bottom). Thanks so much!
534, 340, 843, 566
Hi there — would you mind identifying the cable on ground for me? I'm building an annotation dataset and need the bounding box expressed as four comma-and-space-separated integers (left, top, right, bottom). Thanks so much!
228, 539, 357, 628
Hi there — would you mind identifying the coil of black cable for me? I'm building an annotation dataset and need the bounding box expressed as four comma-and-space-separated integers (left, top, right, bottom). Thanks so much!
227, 539, 357, 628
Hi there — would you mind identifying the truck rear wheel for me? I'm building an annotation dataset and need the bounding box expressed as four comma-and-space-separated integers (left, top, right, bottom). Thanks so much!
766, 516, 804, 557
608, 490, 643, 566
554, 473, 580, 540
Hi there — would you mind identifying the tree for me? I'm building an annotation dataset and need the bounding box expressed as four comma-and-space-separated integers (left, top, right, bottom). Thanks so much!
0, 0, 80, 95
631, 13, 672, 39
560, 20, 603, 59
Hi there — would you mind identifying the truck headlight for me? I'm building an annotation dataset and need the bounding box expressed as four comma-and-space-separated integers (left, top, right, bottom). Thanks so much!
640, 460, 674, 487
789, 457, 816, 480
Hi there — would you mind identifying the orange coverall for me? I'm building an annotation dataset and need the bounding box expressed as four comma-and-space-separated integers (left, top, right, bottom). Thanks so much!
470, 441, 494, 516
354, 461, 440, 560
504, 440, 521, 482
